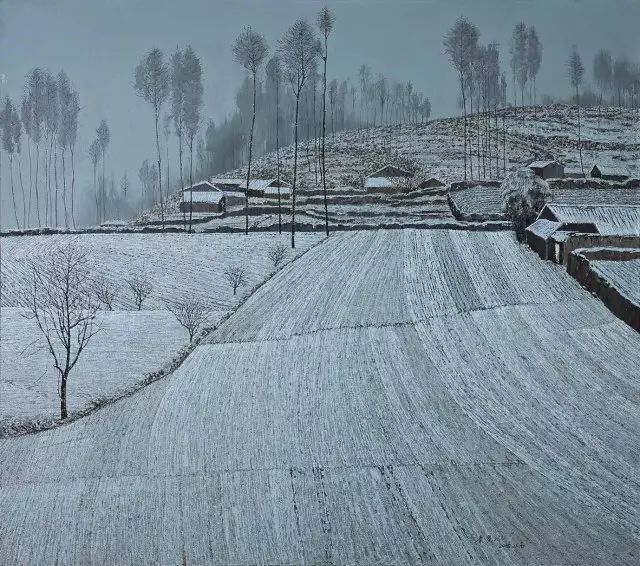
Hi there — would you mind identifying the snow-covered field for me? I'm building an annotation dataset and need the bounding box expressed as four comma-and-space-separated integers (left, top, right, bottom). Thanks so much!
1, 229, 638, 564
0, 232, 321, 422
591, 259, 640, 305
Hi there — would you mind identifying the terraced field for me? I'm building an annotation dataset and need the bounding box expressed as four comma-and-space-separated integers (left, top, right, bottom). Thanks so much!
1, 229, 639, 565
592, 259, 640, 305
0, 232, 321, 422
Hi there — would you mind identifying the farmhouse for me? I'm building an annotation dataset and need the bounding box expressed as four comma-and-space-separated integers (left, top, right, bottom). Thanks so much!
365, 164, 415, 193
180, 182, 225, 213
590, 165, 629, 182
528, 160, 565, 179
526, 203, 640, 262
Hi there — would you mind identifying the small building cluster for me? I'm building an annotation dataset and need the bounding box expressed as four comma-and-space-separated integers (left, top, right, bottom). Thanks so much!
364, 165, 443, 193
181, 177, 292, 213
526, 160, 631, 182
526, 203, 640, 263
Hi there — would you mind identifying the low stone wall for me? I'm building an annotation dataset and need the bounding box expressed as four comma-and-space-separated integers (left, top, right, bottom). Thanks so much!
567, 249, 640, 332
562, 234, 640, 265
548, 177, 640, 191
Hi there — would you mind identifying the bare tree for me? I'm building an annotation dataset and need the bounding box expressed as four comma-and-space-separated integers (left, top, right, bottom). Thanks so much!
593, 49, 613, 118
1, 97, 22, 229
88, 138, 101, 224
568, 46, 585, 175
57, 71, 79, 229
443, 17, 479, 181
182, 46, 204, 233
95, 275, 118, 310
134, 48, 170, 229
232, 27, 268, 236
24, 68, 46, 227
171, 48, 187, 229
96, 120, 110, 223
376, 75, 387, 127
358, 64, 371, 129
526, 26, 542, 114
510, 22, 528, 114
127, 272, 153, 310
278, 19, 319, 248
266, 56, 283, 233
317, 6, 335, 238
22, 244, 100, 419
268, 242, 288, 268
166, 298, 209, 342
224, 265, 246, 295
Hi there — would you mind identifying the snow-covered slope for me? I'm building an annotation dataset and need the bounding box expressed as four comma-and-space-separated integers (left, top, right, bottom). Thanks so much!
142, 104, 638, 232
0, 232, 321, 422
1, 229, 638, 564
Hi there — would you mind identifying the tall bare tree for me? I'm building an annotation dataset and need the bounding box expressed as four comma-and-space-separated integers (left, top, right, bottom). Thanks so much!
88, 138, 101, 224
57, 71, 79, 228
510, 23, 527, 117
232, 26, 268, 236
317, 6, 335, 237
23, 244, 100, 419
358, 64, 371, 129
171, 48, 187, 229
96, 120, 110, 223
1, 97, 22, 229
443, 17, 479, 181
593, 49, 613, 117
182, 46, 203, 233
278, 19, 319, 248
526, 26, 542, 115
134, 48, 170, 229
24, 68, 46, 227
266, 56, 283, 233
568, 46, 585, 175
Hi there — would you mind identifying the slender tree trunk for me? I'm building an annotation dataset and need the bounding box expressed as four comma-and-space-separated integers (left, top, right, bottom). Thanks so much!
18, 155, 26, 227
9, 155, 20, 229
61, 148, 68, 228
321, 37, 329, 237
35, 143, 41, 227
94, 161, 99, 224
189, 137, 194, 233
178, 128, 185, 231
503, 113, 506, 175
26, 138, 33, 227
101, 152, 105, 222
155, 109, 164, 230
70, 146, 76, 228
60, 371, 68, 419
54, 142, 60, 228
576, 90, 584, 175
460, 73, 467, 181
276, 84, 282, 235
243, 72, 258, 237
166, 135, 170, 222
291, 94, 300, 249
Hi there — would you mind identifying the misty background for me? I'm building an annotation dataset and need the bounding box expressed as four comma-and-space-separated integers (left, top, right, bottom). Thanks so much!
0, 0, 638, 228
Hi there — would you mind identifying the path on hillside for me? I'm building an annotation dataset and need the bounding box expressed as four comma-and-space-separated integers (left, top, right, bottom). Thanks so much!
1, 230, 639, 565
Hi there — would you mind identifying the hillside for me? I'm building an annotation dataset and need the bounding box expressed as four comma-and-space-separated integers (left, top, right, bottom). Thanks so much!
0, 232, 321, 424
1, 230, 638, 564
136, 104, 639, 232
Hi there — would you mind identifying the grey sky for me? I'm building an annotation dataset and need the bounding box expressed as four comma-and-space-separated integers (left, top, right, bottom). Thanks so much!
0, 0, 638, 188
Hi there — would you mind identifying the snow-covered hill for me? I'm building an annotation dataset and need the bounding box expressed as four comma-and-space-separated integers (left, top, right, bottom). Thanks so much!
138, 104, 638, 232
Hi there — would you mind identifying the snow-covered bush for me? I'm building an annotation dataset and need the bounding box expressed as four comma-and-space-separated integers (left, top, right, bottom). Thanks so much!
501, 168, 551, 241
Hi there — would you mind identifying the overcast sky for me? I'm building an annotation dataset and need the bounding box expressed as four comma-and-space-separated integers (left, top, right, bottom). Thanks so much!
0, 0, 638, 186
